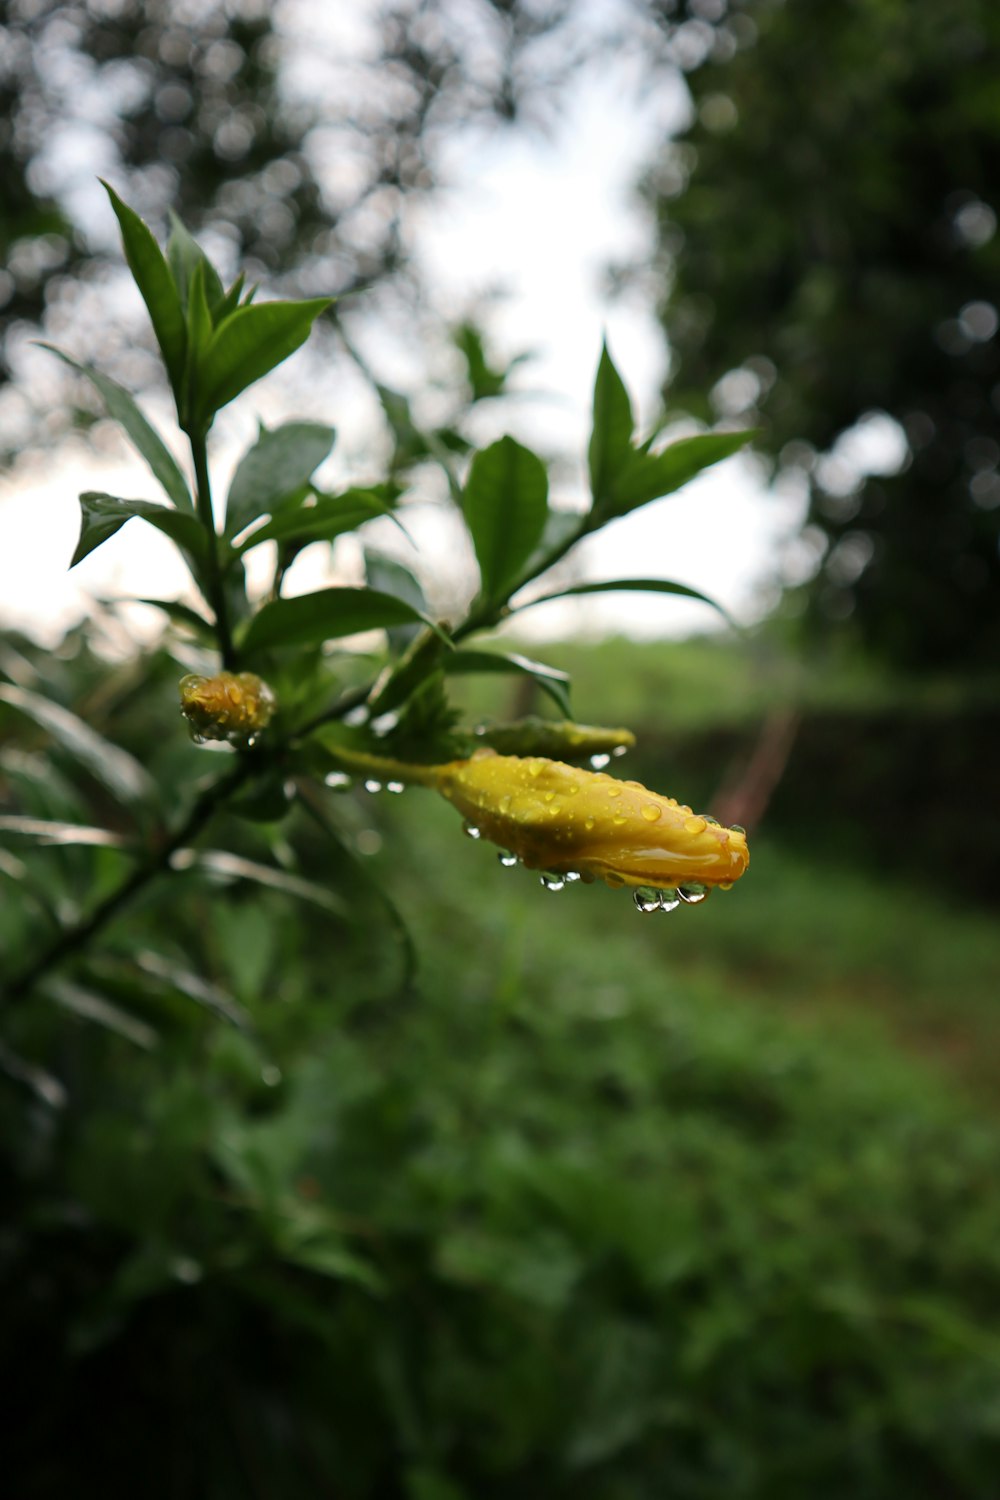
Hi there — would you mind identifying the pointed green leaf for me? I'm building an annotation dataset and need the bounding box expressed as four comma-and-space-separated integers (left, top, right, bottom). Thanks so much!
133, 950, 251, 1030
43, 977, 158, 1051
41, 347, 193, 511
443, 649, 571, 717
611, 430, 756, 515
186, 257, 214, 359
516, 508, 587, 590
166, 211, 225, 314
0, 815, 126, 848
462, 436, 549, 602
214, 273, 246, 323
191, 297, 333, 429
588, 342, 635, 507
0, 684, 156, 807
71, 492, 209, 571
365, 550, 427, 654
133, 598, 215, 638
0, 1040, 67, 1109
188, 850, 349, 917
238, 488, 401, 553
513, 577, 733, 626
241, 587, 447, 655
225, 422, 336, 538
101, 181, 187, 400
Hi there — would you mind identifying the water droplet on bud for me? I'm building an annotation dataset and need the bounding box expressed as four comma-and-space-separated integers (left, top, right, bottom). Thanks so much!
497, 850, 519, 867
589, 753, 611, 769
364, 779, 382, 794
677, 884, 709, 905
633, 887, 662, 914
540, 873, 565, 892
386, 780, 405, 794
324, 771, 352, 789
463, 822, 482, 839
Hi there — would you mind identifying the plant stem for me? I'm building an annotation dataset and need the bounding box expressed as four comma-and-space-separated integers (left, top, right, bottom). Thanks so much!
1, 757, 253, 1010
191, 431, 236, 668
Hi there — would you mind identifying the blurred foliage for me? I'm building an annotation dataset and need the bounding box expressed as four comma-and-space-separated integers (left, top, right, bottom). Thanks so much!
4, 627, 1000, 1496
640, 0, 1000, 668
0, 0, 576, 457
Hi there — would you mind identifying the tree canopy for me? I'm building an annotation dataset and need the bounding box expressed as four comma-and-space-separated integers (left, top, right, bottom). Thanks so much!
643, 0, 1000, 667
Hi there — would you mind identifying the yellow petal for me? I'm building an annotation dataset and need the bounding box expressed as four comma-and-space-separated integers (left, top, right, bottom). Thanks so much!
434, 750, 748, 891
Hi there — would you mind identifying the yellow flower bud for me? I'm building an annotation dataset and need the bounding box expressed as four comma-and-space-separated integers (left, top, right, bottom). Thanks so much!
434, 749, 748, 895
179, 671, 275, 746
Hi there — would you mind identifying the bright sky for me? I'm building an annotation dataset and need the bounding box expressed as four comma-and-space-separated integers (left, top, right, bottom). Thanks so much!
0, 1, 807, 648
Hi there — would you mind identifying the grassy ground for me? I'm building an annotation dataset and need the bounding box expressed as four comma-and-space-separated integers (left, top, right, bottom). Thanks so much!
364, 757, 1000, 1106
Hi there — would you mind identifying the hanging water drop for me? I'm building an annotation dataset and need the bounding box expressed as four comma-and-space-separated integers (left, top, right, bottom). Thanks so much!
612, 745, 628, 758
730, 824, 746, 835
364, 779, 382, 794
497, 850, 519, 867
657, 889, 682, 912
540, 873, 565, 892
563, 871, 582, 883
245, 735, 258, 749
463, 821, 482, 839
677, 884, 708, 905
633, 887, 662, 913
589, 753, 611, 769
386, 780, 405, 794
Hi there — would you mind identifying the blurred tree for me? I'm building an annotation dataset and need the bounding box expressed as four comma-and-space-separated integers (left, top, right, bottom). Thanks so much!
639, 0, 1000, 669
0, 0, 575, 460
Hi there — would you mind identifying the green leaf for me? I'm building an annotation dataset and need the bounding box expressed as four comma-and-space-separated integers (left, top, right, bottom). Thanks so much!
0, 684, 156, 808
238, 488, 400, 553
190, 297, 332, 430
444, 649, 571, 717
188, 850, 349, 917
0, 816, 125, 849
516, 508, 587, 590
364, 550, 427, 654
41, 347, 193, 511
588, 342, 635, 508
225, 422, 337, 538
185, 256, 214, 367
611, 430, 756, 516
166, 211, 224, 314
71, 492, 209, 571
132, 950, 251, 1031
242, 587, 447, 655
101, 181, 187, 402
512, 577, 733, 627
42, 976, 158, 1051
133, 598, 215, 639
214, 273, 246, 323
0, 1039, 67, 1110
462, 436, 549, 602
